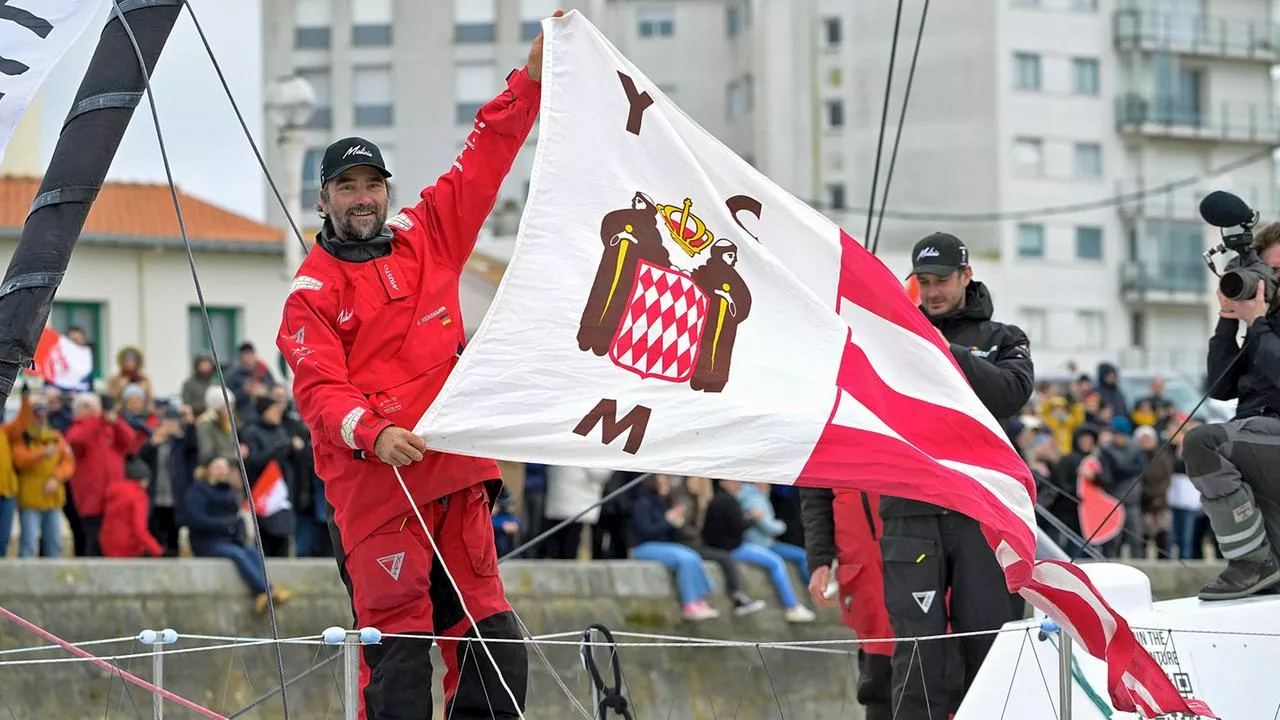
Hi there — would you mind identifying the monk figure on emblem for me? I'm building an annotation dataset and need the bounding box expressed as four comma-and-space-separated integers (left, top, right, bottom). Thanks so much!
690, 239, 751, 393
577, 191, 672, 355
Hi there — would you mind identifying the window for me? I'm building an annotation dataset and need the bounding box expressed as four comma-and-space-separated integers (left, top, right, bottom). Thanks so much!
825, 100, 845, 128
826, 183, 847, 210
456, 63, 496, 124
189, 307, 239, 365
727, 5, 742, 37
1130, 311, 1146, 348
295, 0, 331, 48
1076, 226, 1103, 259
48, 301, 103, 380
823, 17, 841, 46
1074, 142, 1102, 179
1154, 54, 1204, 126
1071, 0, 1098, 10
1077, 310, 1105, 349
638, 7, 675, 37
727, 79, 747, 120
297, 68, 331, 128
1019, 308, 1048, 348
1014, 53, 1041, 91
521, 0, 558, 40
1072, 57, 1099, 95
302, 147, 324, 205
1013, 137, 1043, 175
352, 0, 392, 46
455, 0, 495, 42
1017, 223, 1045, 257
353, 65, 393, 126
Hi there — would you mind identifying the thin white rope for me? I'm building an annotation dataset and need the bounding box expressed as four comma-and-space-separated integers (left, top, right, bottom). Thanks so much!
0, 636, 137, 656
391, 466, 525, 719
0, 638, 324, 667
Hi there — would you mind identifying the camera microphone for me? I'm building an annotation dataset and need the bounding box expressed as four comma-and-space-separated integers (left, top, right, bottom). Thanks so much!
1199, 190, 1258, 229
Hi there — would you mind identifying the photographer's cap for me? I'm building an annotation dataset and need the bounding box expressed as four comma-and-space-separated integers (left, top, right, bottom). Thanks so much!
320, 136, 392, 185
910, 232, 969, 277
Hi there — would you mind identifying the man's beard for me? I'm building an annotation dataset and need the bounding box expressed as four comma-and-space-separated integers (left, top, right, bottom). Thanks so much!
333, 204, 387, 242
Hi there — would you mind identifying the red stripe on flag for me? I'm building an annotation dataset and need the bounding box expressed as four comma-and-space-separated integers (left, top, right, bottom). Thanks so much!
831, 332, 1036, 498
799, 229, 1217, 718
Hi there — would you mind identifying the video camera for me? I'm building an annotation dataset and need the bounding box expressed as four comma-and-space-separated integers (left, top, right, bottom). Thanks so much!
1200, 190, 1277, 307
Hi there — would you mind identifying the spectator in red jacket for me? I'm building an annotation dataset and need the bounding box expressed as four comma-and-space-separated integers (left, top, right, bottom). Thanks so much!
100, 458, 163, 558
64, 393, 146, 556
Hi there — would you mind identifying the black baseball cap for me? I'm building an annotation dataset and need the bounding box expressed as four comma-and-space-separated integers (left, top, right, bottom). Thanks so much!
910, 232, 969, 277
320, 136, 393, 185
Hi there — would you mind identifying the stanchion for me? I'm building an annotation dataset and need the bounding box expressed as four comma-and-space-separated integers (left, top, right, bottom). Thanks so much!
323, 626, 381, 720
136, 628, 178, 720
1039, 619, 1073, 720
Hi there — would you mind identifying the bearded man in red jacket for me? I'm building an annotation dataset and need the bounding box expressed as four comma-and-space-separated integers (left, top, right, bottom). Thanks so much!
277, 11, 564, 719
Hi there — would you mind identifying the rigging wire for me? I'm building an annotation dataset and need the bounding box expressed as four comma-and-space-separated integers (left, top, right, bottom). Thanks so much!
108, 3, 290, 716
180, 0, 309, 257
862, 0, 906, 249
869, 0, 930, 255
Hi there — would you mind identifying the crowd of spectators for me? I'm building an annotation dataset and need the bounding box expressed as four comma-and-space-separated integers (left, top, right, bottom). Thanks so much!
0, 341, 1217, 619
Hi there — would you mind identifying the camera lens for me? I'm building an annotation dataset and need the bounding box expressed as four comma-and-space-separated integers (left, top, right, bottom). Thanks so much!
1220, 271, 1246, 299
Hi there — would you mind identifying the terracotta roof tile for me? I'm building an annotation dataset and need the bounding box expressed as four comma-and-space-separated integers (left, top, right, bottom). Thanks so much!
0, 174, 282, 244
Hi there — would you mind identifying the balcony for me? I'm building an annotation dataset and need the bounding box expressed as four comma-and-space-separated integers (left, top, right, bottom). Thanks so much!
1115, 95, 1280, 144
1114, 9, 1280, 63
1120, 260, 1209, 305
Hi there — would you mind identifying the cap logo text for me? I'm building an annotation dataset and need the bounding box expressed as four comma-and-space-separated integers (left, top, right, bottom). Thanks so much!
917, 247, 941, 260
344, 145, 374, 159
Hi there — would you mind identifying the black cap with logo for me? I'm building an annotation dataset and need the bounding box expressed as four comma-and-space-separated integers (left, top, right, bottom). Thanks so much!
320, 136, 393, 185
910, 232, 969, 277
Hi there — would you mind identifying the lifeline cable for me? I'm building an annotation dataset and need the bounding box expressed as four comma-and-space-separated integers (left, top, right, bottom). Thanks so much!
862, 0, 906, 249
0, 606, 224, 719
579, 625, 633, 720
1070, 344, 1250, 559
109, 1, 291, 714
868, 0, 930, 256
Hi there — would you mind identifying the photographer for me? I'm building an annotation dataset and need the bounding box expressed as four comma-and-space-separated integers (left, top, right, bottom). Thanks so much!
1183, 220, 1280, 600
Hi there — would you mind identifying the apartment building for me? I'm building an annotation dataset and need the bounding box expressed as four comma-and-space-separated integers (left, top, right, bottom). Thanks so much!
259, 0, 856, 333
847, 0, 1279, 382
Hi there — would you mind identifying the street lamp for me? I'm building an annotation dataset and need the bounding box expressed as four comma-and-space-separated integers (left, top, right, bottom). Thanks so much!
265, 75, 317, 276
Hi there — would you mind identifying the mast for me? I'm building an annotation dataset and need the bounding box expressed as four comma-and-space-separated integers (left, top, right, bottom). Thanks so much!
0, 0, 183, 404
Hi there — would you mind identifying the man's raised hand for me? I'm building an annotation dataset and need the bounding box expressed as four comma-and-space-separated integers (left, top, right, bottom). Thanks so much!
527, 9, 566, 82
374, 426, 427, 467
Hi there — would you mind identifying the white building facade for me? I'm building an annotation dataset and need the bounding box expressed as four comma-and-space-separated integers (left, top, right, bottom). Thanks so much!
261, 0, 1275, 385
847, 0, 1278, 384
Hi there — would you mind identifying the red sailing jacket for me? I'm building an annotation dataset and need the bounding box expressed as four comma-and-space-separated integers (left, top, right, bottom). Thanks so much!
99, 478, 164, 558
278, 67, 541, 555
832, 489, 896, 656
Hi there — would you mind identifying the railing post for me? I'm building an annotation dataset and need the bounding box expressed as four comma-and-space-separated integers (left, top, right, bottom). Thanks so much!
136, 628, 178, 720
323, 625, 382, 720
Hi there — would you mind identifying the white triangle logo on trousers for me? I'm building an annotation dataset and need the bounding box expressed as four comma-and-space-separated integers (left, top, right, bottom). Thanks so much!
912, 590, 936, 614
377, 552, 405, 581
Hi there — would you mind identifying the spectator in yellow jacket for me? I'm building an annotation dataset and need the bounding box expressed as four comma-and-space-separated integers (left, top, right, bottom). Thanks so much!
0, 425, 17, 557
1040, 396, 1085, 456
11, 392, 75, 557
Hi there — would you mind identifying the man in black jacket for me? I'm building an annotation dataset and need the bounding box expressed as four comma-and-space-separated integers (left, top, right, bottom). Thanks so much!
877, 232, 1034, 718
1183, 223, 1280, 600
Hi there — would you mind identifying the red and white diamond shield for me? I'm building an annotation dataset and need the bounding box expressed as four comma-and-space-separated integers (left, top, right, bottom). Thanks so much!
608, 260, 708, 382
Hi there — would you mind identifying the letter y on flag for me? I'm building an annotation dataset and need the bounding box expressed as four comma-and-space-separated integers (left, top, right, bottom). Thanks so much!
416, 11, 1213, 718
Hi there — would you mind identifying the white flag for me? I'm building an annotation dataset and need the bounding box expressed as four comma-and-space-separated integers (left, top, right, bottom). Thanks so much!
0, 0, 104, 166
414, 11, 1212, 718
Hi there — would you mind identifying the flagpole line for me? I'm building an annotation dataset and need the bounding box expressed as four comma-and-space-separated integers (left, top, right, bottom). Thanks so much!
108, 3, 292, 715
179, 0, 310, 259
861, 0, 907, 249
0, 606, 226, 720
1070, 344, 1249, 561
869, 0, 931, 256
499, 473, 652, 563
